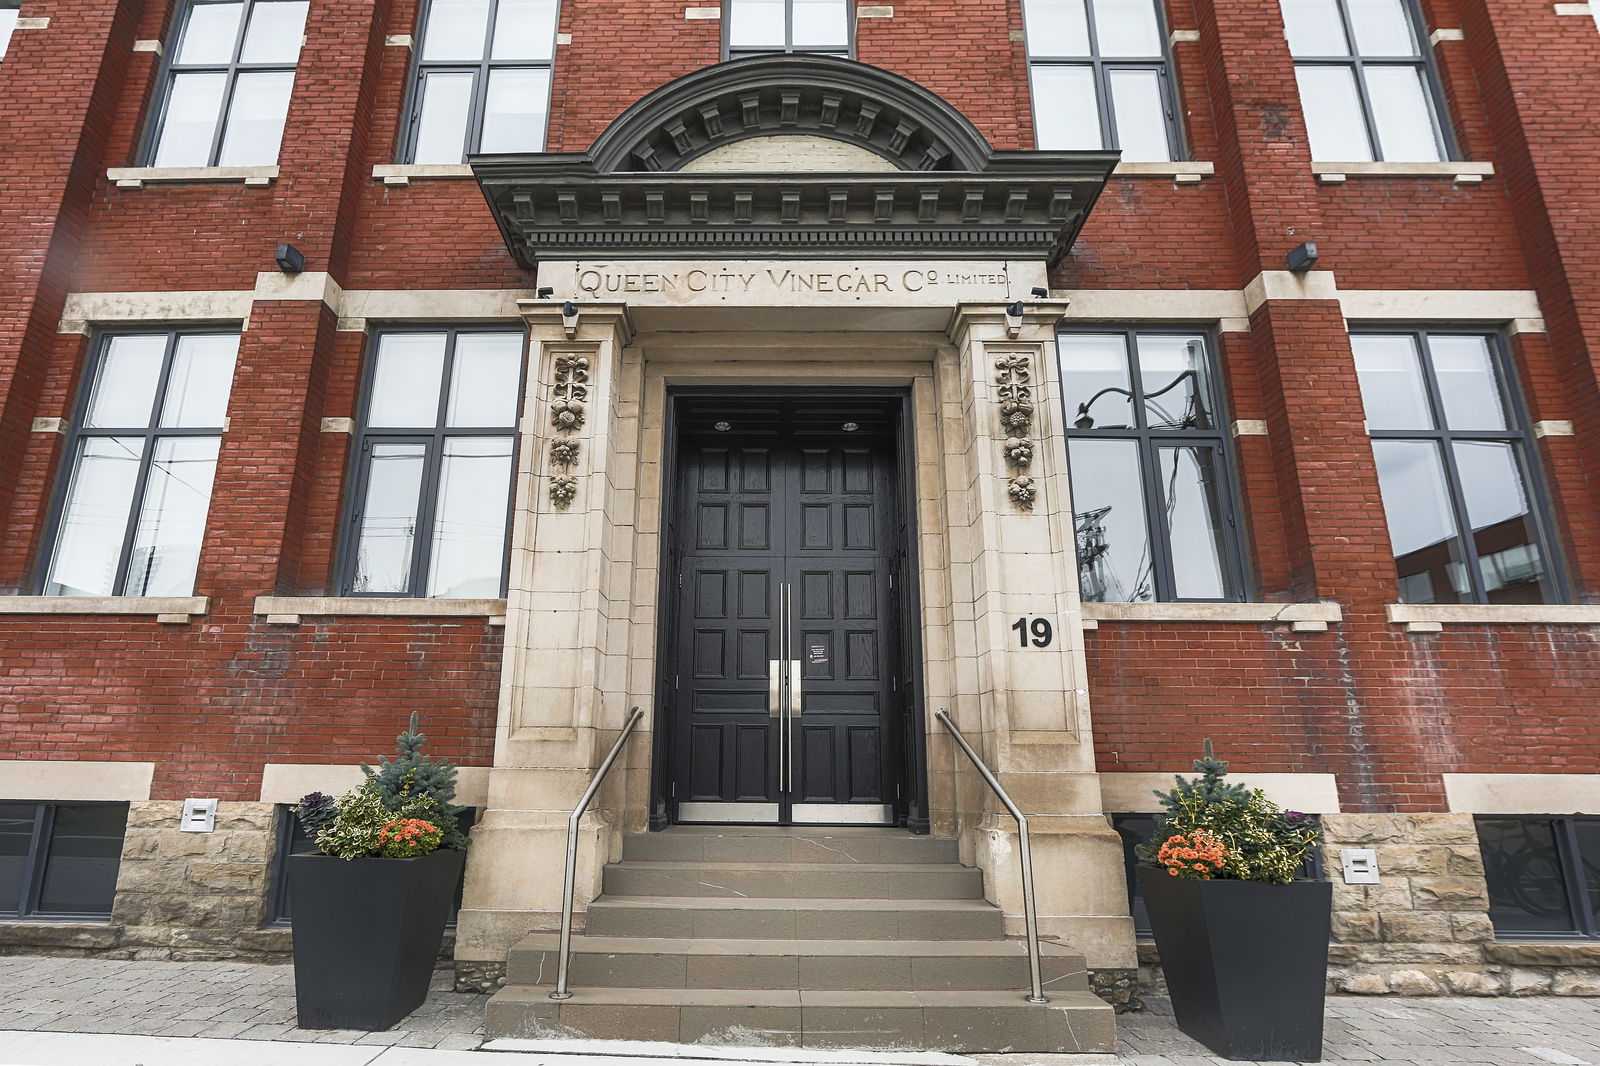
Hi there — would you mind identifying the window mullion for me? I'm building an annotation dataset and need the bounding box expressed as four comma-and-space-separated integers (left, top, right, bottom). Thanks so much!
1139, 431, 1179, 602
412, 432, 449, 596
1555, 818, 1595, 938
111, 332, 182, 595
20, 804, 53, 917
1416, 333, 1490, 602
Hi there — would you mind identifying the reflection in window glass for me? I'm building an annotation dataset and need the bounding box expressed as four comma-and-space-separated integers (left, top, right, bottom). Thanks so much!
124, 437, 222, 597
480, 67, 550, 153
1138, 335, 1212, 430
1060, 334, 1135, 430
1358, 330, 1557, 604
0, 5, 22, 63
727, 0, 848, 55
0, 803, 128, 919
1478, 818, 1578, 935
149, 0, 304, 166
0, 805, 37, 916
345, 330, 523, 597
1070, 438, 1154, 603
1280, 0, 1445, 162
86, 336, 166, 430
1108, 69, 1172, 163
1156, 446, 1232, 599
412, 72, 476, 165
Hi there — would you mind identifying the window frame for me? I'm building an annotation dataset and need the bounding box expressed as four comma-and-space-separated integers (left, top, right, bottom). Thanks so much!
1353, 326, 1566, 605
1284, 0, 1457, 162
1021, 0, 1186, 159
397, 0, 561, 163
723, 0, 855, 60
137, 0, 307, 167
1476, 815, 1600, 940
37, 327, 238, 597
1059, 326, 1250, 603
336, 325, 526, 599
0, 0, 22, 66
0, 801, 130, 921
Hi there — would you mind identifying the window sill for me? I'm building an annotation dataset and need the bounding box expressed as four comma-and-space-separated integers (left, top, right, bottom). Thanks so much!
107, 166, 279, 190
0, 919, 119, 949
1312, 161, 1494, 185
0, 596, 207, 623
1112, 160, 1215, 184
1081, 601, 1342, 632
1388, 603, 1600, 632
1484, 941, 1600, 966
371, 164, 475, 186
253, 596, 507, 626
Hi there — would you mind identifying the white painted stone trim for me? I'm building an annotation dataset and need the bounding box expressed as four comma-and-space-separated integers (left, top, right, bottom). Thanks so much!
253, 596, 507, 624
14, 16, 50, 29
132, 38, 162, 53
31, 417, 67, 434
1113, 160, 1215, 183
0, 596, 208, 618
1102, 772, 1342, 813
253, 270, 341, 305
857, 5, 894, 16
1312, 160, 1494, 185
1062, 288, 1249, 322
371, 163, 474, 186
0, 761, 156, 802
1230, 418, 1268, 438
1169, 28, 1200, 44
57, 286, 536, 330
684, 6, 720, 17
1338, 287, 1544, 327
1388, 603, 1600, 631
260, 764, 490, 806
383, 33, 413, 47
1444, 773, 1600, 814
1553, 2, 1594, 14
59, 290, 252, 332
319, 417, 355, 434
1243, 270, 1339, 313
106, 165, 279, 189
1534, 420, 1575, 437
555, 32, 571, 44
336, 288, 535, 321
1428, 27, 1465, 45
1082, 601, 1342, 632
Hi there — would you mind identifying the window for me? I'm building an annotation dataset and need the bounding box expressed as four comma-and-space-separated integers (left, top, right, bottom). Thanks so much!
0, 803, 129, 919
402, 0, 558, 163
143, 0, 308, 167
1280, 0, 1449, 162
1477, 816, 1600, 939
1352, 330, 1560, 605
1059, 329, 1245, 602
725, 0, 851, 59
341, 329, 523, 598
1021, 0, 1180, 160
42, 331, 238, 597
265, 805, 475, 924
0, 0, 21, 65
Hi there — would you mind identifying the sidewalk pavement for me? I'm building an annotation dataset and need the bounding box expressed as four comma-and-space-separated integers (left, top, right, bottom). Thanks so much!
0, 956, 1596, 1065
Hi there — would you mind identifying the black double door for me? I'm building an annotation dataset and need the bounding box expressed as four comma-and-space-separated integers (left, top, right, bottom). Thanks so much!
665, 402, 906, 825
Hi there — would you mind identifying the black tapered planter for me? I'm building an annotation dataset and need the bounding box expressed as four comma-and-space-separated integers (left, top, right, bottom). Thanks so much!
1138, 867, 1332, 1062
288, 848, 466, 1030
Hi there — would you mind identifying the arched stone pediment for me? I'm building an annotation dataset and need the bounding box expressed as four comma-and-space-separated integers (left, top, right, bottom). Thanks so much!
585, 55, 993, 174
471, 55, 1118, 268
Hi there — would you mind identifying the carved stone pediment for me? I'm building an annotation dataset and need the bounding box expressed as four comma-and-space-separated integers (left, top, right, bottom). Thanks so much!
472, 55, 1117, 268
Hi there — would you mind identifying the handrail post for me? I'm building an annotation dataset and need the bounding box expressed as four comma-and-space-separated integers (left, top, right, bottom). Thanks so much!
549, 706, 645, 1001
934, 708, 1049, 1004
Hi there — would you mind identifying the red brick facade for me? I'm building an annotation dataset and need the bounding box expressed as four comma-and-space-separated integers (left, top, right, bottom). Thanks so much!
2, 0, 1599, 819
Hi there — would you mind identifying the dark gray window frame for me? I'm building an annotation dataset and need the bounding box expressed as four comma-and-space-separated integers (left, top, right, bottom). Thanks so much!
336, 325, 525, 598
1476, 815, 1600, 940
397, 0, 560, 163
1354, 326, 1565, 605
1285, 0, 1457, 162
137, 0, 305, 167
1021, 0, 1186, 159
723, 0, 854, 60
36, 327, 237, 597
0, 801, 130, 920
1060, 326, 1250, 603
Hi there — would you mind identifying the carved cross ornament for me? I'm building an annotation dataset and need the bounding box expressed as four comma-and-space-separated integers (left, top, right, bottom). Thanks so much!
994, 353, 1038, 509
548, 355, 589, 507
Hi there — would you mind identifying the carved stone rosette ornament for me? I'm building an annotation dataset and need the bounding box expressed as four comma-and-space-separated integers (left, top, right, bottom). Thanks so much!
548, 355, 589, 508
994, 354, 1037, 510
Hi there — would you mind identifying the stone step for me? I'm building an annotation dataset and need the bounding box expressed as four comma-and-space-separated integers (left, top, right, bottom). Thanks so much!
621, 828, 960, 865
584, 895, 1006, 940
506, 932, 1091, 992
485, 985, 1117, 1052
601, 861, 984, 899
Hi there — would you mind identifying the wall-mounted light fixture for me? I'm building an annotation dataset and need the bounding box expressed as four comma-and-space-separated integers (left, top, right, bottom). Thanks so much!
561, 300, 579, 338
537, 286, 554, 299
1031, 287, 1049, 298
1004, 300, 1025, 337
1286, 241, 1319, 274
274, 242, 305, 274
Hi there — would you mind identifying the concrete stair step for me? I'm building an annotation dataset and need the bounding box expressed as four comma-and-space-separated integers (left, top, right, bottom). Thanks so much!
485, 985, 1117, 1053
621, 828, 959, 865
584, 895, 1006, 940
506, 932, 1091, 992
602, 861, 984, 899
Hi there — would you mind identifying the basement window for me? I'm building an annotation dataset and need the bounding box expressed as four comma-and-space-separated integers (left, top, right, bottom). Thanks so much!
1477, 816, 1600, 939
142, 0, 309, 167
0, 803, 129, 920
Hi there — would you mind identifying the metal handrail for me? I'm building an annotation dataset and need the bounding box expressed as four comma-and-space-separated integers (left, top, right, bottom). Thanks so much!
549, 705, 645, 1001
934, 708, 1048, 1004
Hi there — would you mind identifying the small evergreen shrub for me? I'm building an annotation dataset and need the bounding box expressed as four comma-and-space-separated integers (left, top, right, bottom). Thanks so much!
1138, 741, 1322, 884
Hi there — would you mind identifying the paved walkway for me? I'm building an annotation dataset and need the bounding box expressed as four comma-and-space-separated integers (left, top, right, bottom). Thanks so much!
0, 956, 1596, 1064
